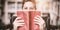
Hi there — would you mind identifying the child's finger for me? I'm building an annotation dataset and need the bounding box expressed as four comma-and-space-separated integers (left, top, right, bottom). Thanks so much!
16, 20, 24, 23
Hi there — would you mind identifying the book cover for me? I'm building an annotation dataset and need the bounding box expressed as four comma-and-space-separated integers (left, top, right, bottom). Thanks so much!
17, 11, 41, 30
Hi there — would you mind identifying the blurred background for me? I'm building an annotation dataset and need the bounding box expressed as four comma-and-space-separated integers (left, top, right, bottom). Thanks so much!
0, 0, 60, 30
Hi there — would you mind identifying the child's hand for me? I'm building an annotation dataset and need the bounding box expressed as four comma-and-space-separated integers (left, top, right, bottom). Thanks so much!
13, 17, 25, 30
34, 15, 46, 30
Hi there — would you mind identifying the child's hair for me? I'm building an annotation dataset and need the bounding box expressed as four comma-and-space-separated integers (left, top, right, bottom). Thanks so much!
22, 0, 36, 9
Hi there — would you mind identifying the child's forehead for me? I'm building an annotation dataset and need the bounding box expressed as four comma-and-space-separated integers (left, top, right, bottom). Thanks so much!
24, 1, 34, 7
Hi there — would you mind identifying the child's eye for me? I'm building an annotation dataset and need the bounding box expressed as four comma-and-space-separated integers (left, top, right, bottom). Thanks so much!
30, 8, 33, 9
24, 7, 27, 9
30, 7, 35, 10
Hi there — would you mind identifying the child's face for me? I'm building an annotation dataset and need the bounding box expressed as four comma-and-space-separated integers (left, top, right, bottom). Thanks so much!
23, 1, 35, 11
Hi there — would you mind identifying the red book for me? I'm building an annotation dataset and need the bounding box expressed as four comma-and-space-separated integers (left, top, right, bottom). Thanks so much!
17, 11, 41, 30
